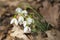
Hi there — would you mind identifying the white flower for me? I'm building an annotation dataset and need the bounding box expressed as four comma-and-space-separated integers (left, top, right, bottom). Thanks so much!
26, 17, 34, 25
24, 26, 31, 33
10, 18, 18, 25
15, 7, 22, 13
23, 21, 27, 27
18, 16, 24, 25
22, 10, 28, 16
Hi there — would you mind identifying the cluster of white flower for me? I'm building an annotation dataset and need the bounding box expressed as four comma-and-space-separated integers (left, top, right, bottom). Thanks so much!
10, 7, 34, 33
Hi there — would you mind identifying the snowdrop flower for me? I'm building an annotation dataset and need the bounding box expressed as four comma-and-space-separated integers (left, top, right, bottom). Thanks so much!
26, 17, 34, 25
15, 7, 22, 13
18, 16, 24, 25
22, 10, 28, 16
10, 18, 18, 25
24, 26, 31, 33
23, 21, 27, 27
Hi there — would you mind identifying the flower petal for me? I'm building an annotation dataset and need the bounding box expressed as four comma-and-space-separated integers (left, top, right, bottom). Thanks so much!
22, 10, 28, 16
18, 16, 24, 25
10, 18, 18, 25
27, 17, 33, 25
24, 26, 31, 33
15, 7, 22, 13
23, 21, 27, 27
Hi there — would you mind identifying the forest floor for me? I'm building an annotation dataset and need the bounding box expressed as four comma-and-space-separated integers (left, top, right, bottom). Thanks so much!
0, 0, 60, 40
